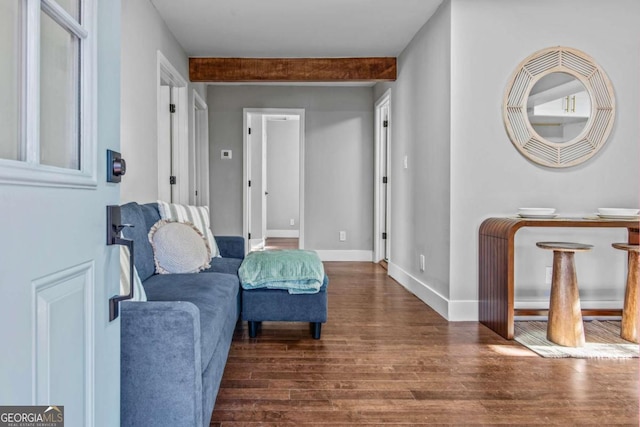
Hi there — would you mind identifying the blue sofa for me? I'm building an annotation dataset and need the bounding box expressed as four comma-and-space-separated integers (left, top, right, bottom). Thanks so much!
119, 202, 244, 427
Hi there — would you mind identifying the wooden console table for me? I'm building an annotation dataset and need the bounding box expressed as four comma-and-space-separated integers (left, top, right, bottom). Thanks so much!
479, 217, 639, 339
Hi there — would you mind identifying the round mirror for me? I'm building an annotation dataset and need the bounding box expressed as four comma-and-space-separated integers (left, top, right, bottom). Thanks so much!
503, 47, 615, 168
527, 72, 591, 143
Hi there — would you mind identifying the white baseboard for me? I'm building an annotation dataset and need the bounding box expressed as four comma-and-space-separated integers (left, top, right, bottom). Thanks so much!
266, 229, 300, 238
387, 262, 479, 321
315, 250, 373, 262
388, 262, 449, 319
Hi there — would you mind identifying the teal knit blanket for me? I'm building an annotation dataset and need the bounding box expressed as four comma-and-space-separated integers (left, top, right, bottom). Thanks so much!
238, 250, 325, 294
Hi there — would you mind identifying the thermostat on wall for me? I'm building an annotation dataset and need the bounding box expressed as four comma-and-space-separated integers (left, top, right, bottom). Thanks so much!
221, 150, 232, 159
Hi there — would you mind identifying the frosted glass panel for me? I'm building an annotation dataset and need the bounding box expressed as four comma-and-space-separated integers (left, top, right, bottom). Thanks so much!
40, 11, 81, 170
0, 1, 20, 161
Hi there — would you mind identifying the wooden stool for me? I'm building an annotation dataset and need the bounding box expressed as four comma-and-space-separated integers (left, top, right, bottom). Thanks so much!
536, 242, 593, 347
612, 243, 639, 343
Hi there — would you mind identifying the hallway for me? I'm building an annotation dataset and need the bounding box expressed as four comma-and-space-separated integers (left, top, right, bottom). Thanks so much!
210, 262, 638, 425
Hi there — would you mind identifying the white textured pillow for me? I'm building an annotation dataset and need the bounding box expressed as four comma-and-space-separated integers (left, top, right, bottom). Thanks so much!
157, 201, 221, 258
149, 220, 211, 274
120, 245, 147, 302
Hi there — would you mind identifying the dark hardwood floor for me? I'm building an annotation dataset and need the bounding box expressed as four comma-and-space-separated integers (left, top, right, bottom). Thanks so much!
211, 262, 639, 425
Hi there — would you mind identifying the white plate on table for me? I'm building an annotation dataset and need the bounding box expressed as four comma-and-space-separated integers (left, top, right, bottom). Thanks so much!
517, 207, 556, 216
597, 208, 639, 217
596, 213, 640, 220
518, 213, 558, 219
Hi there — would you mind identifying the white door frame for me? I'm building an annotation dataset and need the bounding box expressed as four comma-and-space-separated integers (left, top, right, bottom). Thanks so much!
243, 108, 305, 253
374, 89, 392, 263
157, 50, 189, 204
192, 90, 209, 206
261, 120, 268, 240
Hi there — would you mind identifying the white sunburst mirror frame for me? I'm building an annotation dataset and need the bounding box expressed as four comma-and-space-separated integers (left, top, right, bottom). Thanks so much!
503, 46, 615, 168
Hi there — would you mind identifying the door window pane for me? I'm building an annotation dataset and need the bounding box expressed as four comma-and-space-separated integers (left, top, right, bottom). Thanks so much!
40, 10, 81, 170
0, 1, 20, 161
53, 0, 80, 21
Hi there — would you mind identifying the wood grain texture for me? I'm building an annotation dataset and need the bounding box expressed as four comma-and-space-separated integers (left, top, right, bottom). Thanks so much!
613, 244, 639, 343
479, 217, 640, 339
546, 251, 585, 347
209, 262, 639, 425
189, 57, 397, 82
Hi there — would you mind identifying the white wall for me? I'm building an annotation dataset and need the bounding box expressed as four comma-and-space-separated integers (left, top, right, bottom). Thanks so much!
207, 85, 374, 255
120, 0, 206, 203
374, 1, 452, 311
266, 119, 300, 233
376, 0, 639, 320
449, 0, 639, 317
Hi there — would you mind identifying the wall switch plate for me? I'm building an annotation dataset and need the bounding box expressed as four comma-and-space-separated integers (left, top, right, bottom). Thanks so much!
545, 266, 553, 285
290, 219, 295, 226
339, 231, 347, 241
221, 150, 232, 159
403, 155, 408, 169
419, 254, 425, 272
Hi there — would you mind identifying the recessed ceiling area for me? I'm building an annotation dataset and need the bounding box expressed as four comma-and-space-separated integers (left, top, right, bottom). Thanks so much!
150, 0, 443, 58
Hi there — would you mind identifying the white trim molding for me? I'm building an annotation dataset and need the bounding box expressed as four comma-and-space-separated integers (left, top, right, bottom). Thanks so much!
157, 50, 189, 204
387, 262, 479, 321
373, 89, 392, 263
243, 108, 306, 254
266, 229, 300, 238
315, 250, 373, 262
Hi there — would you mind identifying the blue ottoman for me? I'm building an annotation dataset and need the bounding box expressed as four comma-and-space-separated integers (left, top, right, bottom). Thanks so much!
242, 276, 328, 339
239, 250, 328, 339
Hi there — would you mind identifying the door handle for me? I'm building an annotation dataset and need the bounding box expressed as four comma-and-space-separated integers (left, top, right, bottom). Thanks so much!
106, 205, 135, 321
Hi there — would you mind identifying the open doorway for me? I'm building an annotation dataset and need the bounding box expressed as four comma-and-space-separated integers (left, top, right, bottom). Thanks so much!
374, 89, 391, 263
243, 108, 305, 253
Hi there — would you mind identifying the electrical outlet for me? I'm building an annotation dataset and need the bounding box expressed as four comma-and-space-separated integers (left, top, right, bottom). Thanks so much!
545, 266, 553, 285
403, 155, 408, 169
339, 231, 347, 241
290, 218, 295, 226
419, 254, 425, 272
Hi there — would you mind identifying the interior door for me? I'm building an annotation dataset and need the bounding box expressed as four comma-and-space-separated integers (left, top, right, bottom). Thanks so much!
381, 104, 390, 260
158, 85, 172, 202
0, 1, 121, 426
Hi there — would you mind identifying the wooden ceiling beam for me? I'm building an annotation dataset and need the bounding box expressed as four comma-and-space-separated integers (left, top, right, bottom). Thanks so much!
189, 57, 396, 82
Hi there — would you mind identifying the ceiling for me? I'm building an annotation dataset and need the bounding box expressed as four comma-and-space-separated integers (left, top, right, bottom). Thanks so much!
149, 0, 444, 58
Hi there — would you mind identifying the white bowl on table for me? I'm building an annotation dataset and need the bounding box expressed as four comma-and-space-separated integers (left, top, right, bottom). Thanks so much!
517, 208, 556, 218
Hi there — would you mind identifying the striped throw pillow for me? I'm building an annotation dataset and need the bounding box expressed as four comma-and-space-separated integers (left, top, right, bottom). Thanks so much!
157, 201, 220, 258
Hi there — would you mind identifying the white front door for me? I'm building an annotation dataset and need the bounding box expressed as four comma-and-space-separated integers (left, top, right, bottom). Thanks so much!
0, 1, 121, 426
